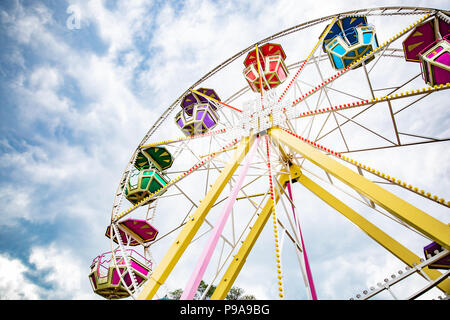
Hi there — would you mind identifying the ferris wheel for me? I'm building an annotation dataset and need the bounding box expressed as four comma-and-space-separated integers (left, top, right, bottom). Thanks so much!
88, 6, 450, 300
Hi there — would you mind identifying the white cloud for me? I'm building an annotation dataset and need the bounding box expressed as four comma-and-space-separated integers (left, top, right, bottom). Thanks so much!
68, 0, 153, 56
0, 246, 100, 300
0, 1, 160, 299
1, 0, 449, 301
0, 185, 32, 226
0, 2, 52, 45
0, 254, 42, 299
29, 244, 93, 299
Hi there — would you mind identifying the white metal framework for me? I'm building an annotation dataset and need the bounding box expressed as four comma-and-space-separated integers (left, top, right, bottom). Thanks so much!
98, 6, 450, 300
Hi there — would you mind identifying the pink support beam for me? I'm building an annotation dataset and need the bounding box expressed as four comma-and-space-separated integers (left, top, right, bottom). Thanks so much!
286, 182, 318, 300
180, 136, 261, 300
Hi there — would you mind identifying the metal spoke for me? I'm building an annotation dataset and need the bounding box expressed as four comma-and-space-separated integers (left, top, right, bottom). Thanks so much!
95, 7, 449, 302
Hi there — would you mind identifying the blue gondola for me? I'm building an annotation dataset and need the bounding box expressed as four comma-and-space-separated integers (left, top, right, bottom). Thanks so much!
321, 16, 379, 70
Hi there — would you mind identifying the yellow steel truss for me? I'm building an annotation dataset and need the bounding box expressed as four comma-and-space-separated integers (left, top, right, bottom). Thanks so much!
297, 172, 450, 294
211, 164, 302, 300
137, 127, 449, 300
269, 127, 450, 250
137, 135, 255, 300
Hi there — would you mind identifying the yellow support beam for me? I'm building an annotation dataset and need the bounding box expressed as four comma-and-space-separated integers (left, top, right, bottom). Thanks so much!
210, 165, 302, 300
137, 135, 255, 300
255, 44, 264, 96
269, 127, 450, 250
297, 173, 450, 294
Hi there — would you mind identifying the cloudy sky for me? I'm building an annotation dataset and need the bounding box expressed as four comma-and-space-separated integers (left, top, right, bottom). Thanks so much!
0, 0, 448, 300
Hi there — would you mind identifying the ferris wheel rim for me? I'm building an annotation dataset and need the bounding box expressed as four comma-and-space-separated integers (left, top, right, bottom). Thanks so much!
134, 6, 445, 148
110, 6, 446, 222
100, 6, 450, 300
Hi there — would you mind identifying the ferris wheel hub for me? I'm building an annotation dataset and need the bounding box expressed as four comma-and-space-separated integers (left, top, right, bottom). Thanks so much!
227, 89, 290, 139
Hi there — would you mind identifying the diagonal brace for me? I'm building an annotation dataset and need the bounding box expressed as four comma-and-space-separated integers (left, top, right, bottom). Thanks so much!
137, 135, 255, 300
269, 127, 450, 251
210, 165, 302, 299
297, 172, 450, 294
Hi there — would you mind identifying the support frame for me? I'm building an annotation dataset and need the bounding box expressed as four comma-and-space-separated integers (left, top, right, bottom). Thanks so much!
137, 135, 256, 300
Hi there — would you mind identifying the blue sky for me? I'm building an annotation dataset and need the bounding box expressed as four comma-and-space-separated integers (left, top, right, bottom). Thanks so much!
0, 0, 449, 300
